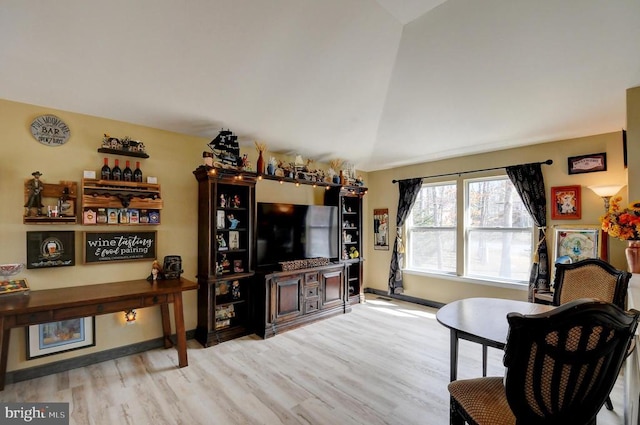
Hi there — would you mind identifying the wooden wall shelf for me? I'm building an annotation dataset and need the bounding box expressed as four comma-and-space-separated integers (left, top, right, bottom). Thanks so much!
98, 147, 149, 158
23, 180, 77, 224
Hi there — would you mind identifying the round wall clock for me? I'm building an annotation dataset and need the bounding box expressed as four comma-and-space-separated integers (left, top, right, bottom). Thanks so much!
30, 114, 71, 146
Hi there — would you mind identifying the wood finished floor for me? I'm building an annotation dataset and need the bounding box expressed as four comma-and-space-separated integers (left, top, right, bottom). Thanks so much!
0, 296, 625, 424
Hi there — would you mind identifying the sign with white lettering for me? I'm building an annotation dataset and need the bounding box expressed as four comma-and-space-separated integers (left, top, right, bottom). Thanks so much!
83, 231, 157, 264
30, 114, 71, 146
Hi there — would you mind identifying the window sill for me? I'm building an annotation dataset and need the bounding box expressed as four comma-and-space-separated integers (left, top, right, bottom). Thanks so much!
403, 268, 529, 291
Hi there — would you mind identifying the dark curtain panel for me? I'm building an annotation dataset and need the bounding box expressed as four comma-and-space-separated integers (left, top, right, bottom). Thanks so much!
388, 178, 423, 294
506, 164, 549, 301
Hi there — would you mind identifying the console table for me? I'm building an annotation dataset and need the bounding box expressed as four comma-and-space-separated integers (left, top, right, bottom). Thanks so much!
0, 278, 198, 390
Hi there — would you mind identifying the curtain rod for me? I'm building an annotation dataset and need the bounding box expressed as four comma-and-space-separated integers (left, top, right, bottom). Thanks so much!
391, 159, 553, 183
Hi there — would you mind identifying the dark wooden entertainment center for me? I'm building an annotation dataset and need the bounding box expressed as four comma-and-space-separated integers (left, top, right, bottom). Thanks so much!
193, 166, 366, 345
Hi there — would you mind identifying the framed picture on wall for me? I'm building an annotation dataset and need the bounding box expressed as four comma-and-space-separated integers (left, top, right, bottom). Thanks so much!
26, 317, 95, 359
26, 231, 75, 269
553, 225, 601, 264
550, 185, 581, 220
567, 153, 607, 174
373, 208, 389, 250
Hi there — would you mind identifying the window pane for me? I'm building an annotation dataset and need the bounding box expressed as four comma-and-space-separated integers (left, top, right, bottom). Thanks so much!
410, 183, 456, 227
408, 229, 456, 272
467, 230, 532, 281
468, 179, 532, 228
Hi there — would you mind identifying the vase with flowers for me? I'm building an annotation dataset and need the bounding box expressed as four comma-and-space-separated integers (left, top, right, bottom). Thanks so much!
600, 196, 640, 273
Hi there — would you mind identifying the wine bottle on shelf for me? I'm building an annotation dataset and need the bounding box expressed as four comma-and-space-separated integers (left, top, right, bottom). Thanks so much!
101, 158, 111, 180
133, 161, 143, 183
123, 160, 133, 182
112, 159, 122, 181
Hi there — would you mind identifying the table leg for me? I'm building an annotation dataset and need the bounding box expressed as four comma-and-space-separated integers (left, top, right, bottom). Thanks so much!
0, 319, 10, 391
450, 329, 459, 381
172, 292, 188, 368
482, 343, 488, 377
160, 303, 172, 348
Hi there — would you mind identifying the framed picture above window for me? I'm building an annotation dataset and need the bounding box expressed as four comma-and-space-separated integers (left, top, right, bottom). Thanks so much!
551, 185, 581, 220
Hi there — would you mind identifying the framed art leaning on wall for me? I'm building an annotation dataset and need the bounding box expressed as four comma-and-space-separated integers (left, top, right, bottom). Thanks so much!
553, 225, 601, 264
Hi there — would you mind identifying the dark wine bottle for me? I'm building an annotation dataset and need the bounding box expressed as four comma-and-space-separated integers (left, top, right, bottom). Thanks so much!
101, 158, 111, 180
133, 161, 143, 183
112, 159, 122, 181
123, 160, 133, 182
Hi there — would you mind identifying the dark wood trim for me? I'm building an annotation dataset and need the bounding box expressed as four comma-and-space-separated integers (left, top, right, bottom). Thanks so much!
364, 288, 444, 309
6, 330, 196, 385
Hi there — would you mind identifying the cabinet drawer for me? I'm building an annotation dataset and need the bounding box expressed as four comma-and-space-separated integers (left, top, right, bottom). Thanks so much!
15, 310, 53, 326
305, 272, 319, 284
304, 285, 319, 298
304, 299, 320, 313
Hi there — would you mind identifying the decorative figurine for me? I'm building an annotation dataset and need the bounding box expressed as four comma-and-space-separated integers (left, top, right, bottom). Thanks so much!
203, 151, 214, 167
227, 214, 240, 229
231, 280, 241, 299
219, 194, 226, 208
147, 260, 165, 281
349, 247, 359, 259
232, 195, 241, 208
342, 248, 349, 260
24, 171, 44, 216
217, 234, 227, 250
220, 254, 230, 272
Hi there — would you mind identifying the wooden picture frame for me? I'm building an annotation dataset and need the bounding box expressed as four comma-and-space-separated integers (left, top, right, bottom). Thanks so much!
373, 208, 389, 250
83, 231, 156, 264
551, 185, 581, 220
26, 317, 95, 359
26, 231, 75, 269
553, 225, 601, 264
567, 152, 607, 174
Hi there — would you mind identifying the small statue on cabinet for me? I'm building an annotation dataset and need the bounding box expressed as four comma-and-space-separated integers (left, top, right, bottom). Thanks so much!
231, 195, 241, 208
219, 194, 226, 208
227, 214, 239, 229
342, 247, 349, 260
349, 247, 359, 259
24, 171, 44, 216
231, 280, 241, 299
220, 254, 230, 272
147, 260, 165, 281
217, 234, 227, 250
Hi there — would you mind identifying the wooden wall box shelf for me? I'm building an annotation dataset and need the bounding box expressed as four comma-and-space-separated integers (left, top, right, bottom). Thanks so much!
23, 180, 77, 224
97, 147, 149, 158
0, 278, 198, 390
81, 178, 163, 225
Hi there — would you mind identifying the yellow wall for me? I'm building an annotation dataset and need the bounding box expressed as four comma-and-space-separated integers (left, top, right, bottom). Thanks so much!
0, 98, 365, 373
363, 131, 630, 304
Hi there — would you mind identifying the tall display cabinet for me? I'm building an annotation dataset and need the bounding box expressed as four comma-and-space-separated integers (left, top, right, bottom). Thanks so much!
193, 166, 256, 346
325, 186, 367, 304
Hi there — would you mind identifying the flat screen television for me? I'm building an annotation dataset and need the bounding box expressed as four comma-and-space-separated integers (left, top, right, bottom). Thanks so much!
256, 203, 339, 269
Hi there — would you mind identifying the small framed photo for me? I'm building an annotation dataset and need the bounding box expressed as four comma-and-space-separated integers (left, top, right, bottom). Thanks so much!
228, 231, 240, 250
26, 231, 75, 269
567, 152, 607, 174
551, 186, 581, 220
373, 208, 389, 250
554, 225, 601, 264
233, 260, 244, 273
27, 317, 95, 359
216, 210, 225, 229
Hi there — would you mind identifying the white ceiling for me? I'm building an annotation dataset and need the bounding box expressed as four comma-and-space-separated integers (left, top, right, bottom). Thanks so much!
1, 0, 639, 171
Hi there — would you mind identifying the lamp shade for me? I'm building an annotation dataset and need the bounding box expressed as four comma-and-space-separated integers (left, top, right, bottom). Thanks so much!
588, 185, 625, 198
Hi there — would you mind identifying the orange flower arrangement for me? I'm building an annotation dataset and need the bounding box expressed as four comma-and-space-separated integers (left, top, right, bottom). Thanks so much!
600, 196, 640, 240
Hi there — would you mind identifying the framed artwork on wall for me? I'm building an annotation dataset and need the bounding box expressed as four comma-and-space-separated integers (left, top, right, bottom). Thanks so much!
553, 225, 601, 264
567, 152, 607, 174
373, 208, 389, 250
26, 230, 75, 269
551, 185, 581, 220
26, 317, 95, 359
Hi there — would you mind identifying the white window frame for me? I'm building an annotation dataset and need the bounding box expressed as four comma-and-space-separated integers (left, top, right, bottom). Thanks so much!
404, 174, 534, 287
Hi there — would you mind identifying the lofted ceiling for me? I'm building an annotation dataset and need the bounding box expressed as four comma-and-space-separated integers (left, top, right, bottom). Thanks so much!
1, 0, 639, 171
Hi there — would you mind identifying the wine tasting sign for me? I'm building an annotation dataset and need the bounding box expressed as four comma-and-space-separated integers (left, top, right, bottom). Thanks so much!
83, 231, 156, 264
30, 114, 71, 146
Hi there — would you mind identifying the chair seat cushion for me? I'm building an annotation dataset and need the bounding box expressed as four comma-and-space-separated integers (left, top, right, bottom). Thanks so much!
448, 376, 515, 424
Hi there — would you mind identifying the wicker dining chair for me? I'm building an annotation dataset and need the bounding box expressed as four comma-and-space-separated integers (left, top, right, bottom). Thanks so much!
551, 258, 632, 411
448, 299, 639, 425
